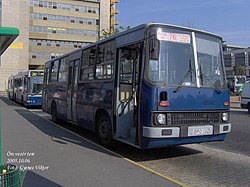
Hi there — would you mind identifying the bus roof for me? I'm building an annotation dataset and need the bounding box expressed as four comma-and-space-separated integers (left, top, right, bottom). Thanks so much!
14, 70, 44, 77
45, 23, 222, 64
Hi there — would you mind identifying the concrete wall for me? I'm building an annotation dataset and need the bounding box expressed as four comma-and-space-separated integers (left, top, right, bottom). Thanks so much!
100, 0, 110, 34
0, 0, 29, 91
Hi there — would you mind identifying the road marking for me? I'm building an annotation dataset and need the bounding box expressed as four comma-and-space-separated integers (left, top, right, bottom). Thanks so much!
41, 114, 188, 187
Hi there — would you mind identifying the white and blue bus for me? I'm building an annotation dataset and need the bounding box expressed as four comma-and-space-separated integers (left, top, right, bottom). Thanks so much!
42, 23, 231, 149
8, 70, 44, 106
8, 75, 15, 100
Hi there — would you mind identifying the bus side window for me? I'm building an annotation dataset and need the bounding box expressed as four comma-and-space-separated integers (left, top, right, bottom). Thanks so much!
50, 60, 59, 82
81, 47, 95, 81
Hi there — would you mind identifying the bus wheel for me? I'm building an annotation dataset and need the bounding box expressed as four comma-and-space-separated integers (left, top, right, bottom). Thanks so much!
248, 104, 250, 114
51, 102, 58, 123
97, 115, 114, 148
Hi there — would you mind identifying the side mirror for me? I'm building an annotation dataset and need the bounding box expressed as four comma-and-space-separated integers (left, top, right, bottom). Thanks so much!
149, 38, 160, 60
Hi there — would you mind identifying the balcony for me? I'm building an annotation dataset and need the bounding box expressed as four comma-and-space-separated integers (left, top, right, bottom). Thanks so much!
111, 0, 119, 4
110, 8, 119, 15
111, 19, 119, 26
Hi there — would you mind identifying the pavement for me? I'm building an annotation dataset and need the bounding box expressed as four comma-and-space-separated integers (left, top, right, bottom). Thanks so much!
0, 96, 181, 187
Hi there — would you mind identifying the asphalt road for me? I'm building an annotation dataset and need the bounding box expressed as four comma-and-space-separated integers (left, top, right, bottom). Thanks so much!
112, 108, 250, 187
1, 96, 250, 187
30, 105, 250, 187
205, 108, 250, 156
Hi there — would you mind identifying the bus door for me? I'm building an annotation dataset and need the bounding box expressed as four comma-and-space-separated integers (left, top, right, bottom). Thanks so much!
42, 68, 50, 111
116, 43, 141, 144
67, 59, 80, 122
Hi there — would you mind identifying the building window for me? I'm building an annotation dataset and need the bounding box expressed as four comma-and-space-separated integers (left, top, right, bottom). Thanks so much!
226, 70, 233, 76
53, 2, 57, 9
39, 2, 43, 7
248, 53, 250, 66
29, 65, 39, 70
224, 54, 232, 67
235, 53, 245, 66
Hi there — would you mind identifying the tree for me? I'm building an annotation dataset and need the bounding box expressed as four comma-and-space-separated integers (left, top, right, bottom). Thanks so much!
100, 26, 131, 39
234, 64, 245, 75
100, 28, 119, 39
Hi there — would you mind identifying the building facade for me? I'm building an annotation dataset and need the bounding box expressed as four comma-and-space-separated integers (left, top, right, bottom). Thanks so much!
223, 45, 250, 80
0, 0, 118, 91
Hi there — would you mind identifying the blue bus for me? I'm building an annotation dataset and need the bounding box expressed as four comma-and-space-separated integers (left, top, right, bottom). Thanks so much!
8, 70, 44, 106
42, 23, 231, 149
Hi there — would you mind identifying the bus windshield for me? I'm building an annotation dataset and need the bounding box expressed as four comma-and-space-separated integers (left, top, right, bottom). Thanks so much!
196, 34, 226, 89
147, 28, 196, 87
28, 76, 43, 94
146, 27, 226, 89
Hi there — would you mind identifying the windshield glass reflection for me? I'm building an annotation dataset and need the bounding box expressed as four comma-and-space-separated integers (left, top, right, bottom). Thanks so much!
196, 34, 226, 89
147, 28, 196, 86
28, 77, 43, 94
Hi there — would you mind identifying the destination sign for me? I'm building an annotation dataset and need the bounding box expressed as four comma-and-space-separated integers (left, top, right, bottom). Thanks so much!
157, 32, 191, 44
30, 71, 44, 77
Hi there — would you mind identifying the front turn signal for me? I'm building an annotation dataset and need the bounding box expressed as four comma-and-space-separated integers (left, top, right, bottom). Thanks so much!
159, 101, 170, 107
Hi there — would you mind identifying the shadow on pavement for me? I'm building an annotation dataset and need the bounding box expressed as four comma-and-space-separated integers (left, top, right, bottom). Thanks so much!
15, 109, 117, 157
23, 171, 63, 187
114, 143, 202, 162
0, 96, 20, 107
15, 107, 202, 162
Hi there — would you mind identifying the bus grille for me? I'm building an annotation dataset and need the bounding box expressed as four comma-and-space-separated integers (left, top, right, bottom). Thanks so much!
167, 112, 221, 125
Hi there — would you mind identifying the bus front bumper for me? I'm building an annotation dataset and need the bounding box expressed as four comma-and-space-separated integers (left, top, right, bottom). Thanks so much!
143, 123, 231, 138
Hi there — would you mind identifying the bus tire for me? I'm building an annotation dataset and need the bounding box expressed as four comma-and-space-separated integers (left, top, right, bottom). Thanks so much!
97, 114, 115, 148
51, 102, 59, 123
248, 103, 250, 114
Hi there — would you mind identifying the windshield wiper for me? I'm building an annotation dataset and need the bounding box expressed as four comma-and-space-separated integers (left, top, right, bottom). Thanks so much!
199, 66, 222, 94
173, 61, 193, 93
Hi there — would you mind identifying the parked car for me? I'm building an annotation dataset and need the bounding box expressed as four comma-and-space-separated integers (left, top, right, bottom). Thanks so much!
241, 81, 250, 113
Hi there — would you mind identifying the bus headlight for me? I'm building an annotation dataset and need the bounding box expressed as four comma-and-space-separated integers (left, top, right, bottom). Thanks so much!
222, 112, 229, 122
156, 114, 166, 125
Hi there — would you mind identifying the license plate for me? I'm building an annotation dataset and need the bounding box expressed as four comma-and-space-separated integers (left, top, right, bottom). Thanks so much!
188, 125, 213, 136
